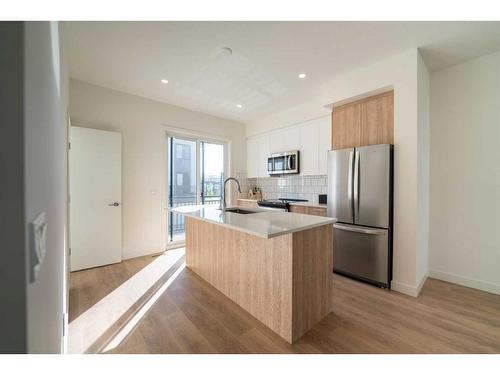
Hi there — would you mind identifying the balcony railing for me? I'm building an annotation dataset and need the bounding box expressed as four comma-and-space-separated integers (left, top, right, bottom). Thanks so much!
168, 195, 221, 241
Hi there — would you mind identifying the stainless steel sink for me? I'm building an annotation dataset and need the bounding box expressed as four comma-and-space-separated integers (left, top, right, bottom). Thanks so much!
222, 208, 258, 215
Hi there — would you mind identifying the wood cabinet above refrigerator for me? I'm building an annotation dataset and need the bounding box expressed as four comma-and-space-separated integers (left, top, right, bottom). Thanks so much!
332, 90, 394, 149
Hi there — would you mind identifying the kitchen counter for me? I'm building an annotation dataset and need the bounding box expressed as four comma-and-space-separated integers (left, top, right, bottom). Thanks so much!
180, 204, 334, 343
171, 204, 335, 239
289, 201, 327, 209
236, 198, 261, 202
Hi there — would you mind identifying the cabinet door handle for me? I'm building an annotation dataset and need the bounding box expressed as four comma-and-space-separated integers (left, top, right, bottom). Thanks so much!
108, 202, 120, 207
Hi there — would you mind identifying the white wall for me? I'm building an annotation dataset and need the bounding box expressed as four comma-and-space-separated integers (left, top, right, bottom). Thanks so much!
416, 52, 430, 289
24, 21, 68, 353
69, 80, 246, 259
429, 51, 500, 294
247, 49, 429, 297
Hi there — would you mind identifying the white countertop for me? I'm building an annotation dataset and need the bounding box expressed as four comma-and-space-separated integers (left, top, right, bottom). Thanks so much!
171, 205, 336, 239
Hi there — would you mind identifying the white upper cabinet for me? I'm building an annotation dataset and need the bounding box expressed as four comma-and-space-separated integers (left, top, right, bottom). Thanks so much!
246, 136, 259, 178
247, 115, 331, 178
299, 120, 319, 176
318, 116, 331, 175
257, 135, 270, 178
246, 134, 270, 178
268, 126, 300, 153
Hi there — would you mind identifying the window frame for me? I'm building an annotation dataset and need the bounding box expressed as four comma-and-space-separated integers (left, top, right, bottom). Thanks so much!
162, 127, 229, 250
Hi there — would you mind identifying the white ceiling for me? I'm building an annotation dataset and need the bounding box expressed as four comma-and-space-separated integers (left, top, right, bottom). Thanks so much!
64, 21, 500, 123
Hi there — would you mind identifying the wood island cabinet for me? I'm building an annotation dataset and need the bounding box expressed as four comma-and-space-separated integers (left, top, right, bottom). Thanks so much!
185, 216, 333, 343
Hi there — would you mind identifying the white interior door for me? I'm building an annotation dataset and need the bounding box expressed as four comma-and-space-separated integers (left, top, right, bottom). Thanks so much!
69, 126, 122, 271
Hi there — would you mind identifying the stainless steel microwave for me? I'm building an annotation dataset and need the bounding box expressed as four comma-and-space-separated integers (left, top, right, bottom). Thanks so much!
267, 151, 300, 175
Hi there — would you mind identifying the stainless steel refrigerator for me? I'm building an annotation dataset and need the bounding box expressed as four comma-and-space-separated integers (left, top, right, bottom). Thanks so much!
327, 144, 393, 288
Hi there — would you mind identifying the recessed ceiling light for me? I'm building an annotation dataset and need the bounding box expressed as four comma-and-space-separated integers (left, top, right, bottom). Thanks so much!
298, 73, 307, 79
161, 79, 169, 84
236, 104, 243, 108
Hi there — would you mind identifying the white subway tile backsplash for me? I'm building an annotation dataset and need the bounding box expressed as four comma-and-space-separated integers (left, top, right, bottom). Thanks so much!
239, 175, 327, 202
237, 174, 327, 202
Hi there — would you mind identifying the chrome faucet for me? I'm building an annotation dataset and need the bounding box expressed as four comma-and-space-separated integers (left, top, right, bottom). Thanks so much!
219, 177, 242, 211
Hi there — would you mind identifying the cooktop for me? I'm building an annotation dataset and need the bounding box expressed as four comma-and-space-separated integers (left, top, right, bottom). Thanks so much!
258, 198, 308, 209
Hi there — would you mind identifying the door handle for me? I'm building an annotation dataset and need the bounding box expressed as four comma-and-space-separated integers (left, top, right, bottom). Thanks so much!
333, 223, 386, 235
347, 150, 354, 220
353, 150, 360, 221
108, 202, 120, 207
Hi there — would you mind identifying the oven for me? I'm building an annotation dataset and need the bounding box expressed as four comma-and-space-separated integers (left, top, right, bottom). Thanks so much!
267, 151, 299, 175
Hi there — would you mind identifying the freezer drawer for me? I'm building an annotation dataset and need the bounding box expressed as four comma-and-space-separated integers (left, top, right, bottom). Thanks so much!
333, 223, 390, 286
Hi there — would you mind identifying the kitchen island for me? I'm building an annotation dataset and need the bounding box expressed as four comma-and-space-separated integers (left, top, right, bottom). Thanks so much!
172, 205, 335, 343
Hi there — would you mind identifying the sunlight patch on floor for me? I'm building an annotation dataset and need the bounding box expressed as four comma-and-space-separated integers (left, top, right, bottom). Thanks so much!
102, 262, 185, 352
68, 248, 185, 354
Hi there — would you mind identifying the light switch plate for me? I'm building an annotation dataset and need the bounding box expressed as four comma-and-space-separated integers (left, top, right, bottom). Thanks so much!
30, 211, 47, 283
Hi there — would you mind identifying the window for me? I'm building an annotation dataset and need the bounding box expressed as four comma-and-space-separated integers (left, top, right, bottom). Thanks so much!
175, 144, 184, 159
176, 173, 183, 186
167, 136, 226, 244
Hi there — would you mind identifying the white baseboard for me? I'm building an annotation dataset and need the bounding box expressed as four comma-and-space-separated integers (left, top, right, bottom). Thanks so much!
416, 274, 428, 295
429, 269, 500, 295
122, 248, 165, 261
392, 274, 428, 297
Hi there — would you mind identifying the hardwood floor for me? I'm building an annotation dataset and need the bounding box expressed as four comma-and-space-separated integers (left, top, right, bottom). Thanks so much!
69, 250, 500, 354
69, 254, 158, 323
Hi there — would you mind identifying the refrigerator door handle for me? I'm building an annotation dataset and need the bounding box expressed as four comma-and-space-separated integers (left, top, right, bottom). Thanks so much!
347, 150, 354, 220
353, 149, 360, 221
333, 223, 386, 235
